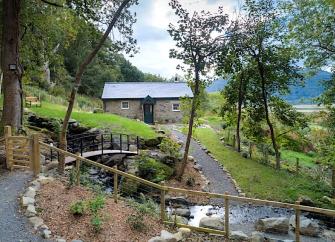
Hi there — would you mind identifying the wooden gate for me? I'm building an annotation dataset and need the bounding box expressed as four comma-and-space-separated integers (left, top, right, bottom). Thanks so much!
4, 126, 40, 175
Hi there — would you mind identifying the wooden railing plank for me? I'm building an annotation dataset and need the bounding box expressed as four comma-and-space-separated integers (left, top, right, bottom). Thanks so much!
40, 141, 335, 220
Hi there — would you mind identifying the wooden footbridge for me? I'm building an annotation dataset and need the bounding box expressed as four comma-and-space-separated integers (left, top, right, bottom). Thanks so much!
55, 131, 139, 164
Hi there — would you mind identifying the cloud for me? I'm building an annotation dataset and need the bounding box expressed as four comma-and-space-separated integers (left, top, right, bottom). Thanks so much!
126, 0, 239, 78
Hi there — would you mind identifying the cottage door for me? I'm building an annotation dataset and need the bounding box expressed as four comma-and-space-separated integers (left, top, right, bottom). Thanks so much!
143, 104, 154, 124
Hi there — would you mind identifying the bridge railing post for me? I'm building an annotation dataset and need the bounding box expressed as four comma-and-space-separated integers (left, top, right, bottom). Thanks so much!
120, 134, 122, 154
101, 134, 104, 156
80, 138, 83, 156
114, 172, 118, 203
76, 154, 81, 186
136, 136, 139, 154
127, 135, 130, 151
110, 133, 113, 149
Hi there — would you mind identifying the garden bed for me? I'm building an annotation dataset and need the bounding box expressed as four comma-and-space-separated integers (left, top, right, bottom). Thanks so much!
36, 180, 164, 242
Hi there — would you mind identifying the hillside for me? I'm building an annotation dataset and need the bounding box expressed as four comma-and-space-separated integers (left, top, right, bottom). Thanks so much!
207, 70, 332, 104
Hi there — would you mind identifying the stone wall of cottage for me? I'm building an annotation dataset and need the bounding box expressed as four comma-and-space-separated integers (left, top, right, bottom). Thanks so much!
103, 99, 183, 123
104, 100, 143, 120
154, 100, 183, 123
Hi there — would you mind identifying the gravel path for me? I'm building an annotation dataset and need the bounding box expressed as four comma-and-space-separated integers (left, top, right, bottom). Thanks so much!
0, 169, 46, 242
169, 127, 239, 197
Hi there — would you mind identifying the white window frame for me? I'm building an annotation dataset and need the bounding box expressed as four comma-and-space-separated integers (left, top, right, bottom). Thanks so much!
172, 103, 180, 112
121, 101, 129, 110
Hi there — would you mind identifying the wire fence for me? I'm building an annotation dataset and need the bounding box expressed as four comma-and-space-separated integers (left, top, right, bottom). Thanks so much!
38, 141, 335, 242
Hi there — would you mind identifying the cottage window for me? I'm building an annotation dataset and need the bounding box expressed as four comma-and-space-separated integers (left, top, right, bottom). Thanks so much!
172, 103, 180, 112
121, 101, 129, 109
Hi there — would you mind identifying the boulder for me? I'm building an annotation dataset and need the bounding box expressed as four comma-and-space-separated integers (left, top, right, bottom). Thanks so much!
173, 215, 188, 225
172, 208, 191, 218
255, 217, 289, 234
194, 164, 202, 171
289, 215, 320, 237
188, 156, 194, 162
230, 231, 249, 241
199, 216, 224, 231
143, 136, 163, 148
25, 204, 36, 217
38, 176, 54, 185
29, 216, 44, 229
56, 239, 66, 242
24, 187, 36, 199
22, 196, 35, 207
42, 229, 51, 239
251, 231, 265, 242
177, 228, 191, 238
148, 236, 165, 242
266, 239, 294, 242
298, 196, 315, 207
160, 230, 178, 242
165, 196, 189, 206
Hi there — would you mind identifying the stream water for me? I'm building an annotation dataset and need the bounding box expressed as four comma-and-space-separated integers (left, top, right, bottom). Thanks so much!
86, 160, 335, 241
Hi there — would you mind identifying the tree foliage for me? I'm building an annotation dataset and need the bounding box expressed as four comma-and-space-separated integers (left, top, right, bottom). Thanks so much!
168, 0, 229, 178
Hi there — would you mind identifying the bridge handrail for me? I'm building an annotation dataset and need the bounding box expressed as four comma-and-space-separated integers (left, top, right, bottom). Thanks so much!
40, 141, 335, 241
67, 132, 138, 142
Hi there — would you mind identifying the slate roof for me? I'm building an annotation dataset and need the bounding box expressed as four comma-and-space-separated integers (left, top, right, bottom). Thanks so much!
101, 82, 193, 99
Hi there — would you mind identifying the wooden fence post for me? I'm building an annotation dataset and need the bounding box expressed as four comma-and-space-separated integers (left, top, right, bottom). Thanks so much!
249, 142, 252, 158
114, 172, 118, 203
76, 158, 81, 186
295, 200, 301, 242
224, 192, 230, 239
4, 126, 13, 170
32, 133, 41, 176
296, 158, 299, 174
160, 188, 166, 222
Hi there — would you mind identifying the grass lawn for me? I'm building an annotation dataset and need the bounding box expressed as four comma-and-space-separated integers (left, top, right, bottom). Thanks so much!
193, 127, 333, 208
30, 102, 157, 139
281, 149, 318, 168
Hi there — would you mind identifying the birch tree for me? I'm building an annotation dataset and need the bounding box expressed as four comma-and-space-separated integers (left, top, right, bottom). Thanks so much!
168, 0, 229, 179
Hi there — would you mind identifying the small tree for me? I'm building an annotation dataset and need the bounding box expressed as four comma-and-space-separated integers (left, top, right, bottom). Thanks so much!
216, 21, 254, 152
236, 0, 303, 169
168, 0, 229, 179
58, 0, 137, 173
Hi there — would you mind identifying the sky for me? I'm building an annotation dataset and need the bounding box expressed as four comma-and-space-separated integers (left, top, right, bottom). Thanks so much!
126, 0, 239, 79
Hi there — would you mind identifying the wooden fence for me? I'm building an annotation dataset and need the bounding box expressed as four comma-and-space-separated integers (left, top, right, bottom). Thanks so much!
4, 126, 335, 241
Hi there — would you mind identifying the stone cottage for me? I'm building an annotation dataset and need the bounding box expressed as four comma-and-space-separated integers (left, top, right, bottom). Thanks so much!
101, 82, 193, 124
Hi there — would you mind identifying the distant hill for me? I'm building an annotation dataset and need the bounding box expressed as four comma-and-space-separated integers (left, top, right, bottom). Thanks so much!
206, 70, 332, 104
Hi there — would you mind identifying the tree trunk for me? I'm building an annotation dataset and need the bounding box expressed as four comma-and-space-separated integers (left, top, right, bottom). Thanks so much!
58, 0, 132, 173
177, 70, 200, 180
236, 75, 244, 152
258, 63, 281, 170
0, 0, 22, 135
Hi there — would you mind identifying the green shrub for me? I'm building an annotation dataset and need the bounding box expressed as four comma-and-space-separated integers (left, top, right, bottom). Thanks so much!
120, 178, 140, 196
126, 212, 147, 232
88, 195, 105, 214
70, 201, 86, 216
130, 193, 159, 216
137, 156, 173, 183
93, 108, 104, 113
91, 215, 103, 232
159, 138, 181, 158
